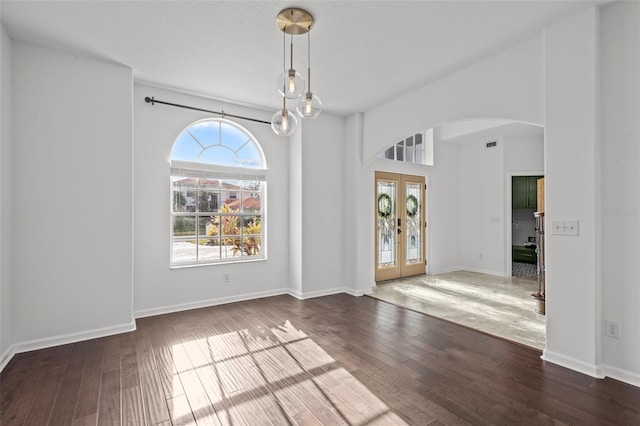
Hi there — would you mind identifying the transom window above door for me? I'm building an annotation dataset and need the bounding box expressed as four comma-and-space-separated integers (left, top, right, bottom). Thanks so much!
379, 128, 434, 166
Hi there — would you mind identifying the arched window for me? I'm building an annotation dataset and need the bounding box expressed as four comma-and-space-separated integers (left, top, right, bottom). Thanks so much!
170, 119, 267, 266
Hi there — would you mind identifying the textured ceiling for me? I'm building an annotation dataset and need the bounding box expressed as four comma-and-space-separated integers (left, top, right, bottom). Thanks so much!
1, 0, 600, 116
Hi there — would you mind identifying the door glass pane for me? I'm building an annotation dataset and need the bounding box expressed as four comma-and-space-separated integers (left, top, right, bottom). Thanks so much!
405, 183, 422, 264
377, 181, 396, 267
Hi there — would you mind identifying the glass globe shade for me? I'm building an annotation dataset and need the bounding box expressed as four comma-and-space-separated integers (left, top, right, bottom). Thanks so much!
296, 92, 322, 119
278, 69, 305, 99
271, 108, 298, 136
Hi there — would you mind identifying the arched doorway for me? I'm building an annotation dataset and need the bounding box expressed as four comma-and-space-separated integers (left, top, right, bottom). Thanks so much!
369, 118, 546, 350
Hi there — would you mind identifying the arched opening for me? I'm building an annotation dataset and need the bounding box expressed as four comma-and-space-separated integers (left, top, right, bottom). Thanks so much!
370, 118, 546, 350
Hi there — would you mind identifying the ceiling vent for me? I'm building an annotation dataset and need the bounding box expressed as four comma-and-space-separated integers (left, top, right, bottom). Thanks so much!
486, 141, 497, 148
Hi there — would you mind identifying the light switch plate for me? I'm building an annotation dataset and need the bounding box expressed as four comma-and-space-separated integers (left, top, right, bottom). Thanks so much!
551, 220, 579, 236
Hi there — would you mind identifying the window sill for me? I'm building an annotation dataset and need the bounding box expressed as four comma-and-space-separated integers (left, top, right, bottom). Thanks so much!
170, 256, 267, 270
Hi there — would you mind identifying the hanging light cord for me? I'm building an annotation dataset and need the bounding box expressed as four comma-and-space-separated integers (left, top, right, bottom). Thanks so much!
290, 33, 294, 71
307, 28, 312, 92
282, 24, 287, 110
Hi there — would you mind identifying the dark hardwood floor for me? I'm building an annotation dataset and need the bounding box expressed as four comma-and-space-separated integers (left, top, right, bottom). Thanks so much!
2, 293, 639, 425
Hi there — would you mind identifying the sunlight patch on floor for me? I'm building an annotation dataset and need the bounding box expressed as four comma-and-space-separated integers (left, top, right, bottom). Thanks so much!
172, 319, 408, 425
370, 271, 546, 350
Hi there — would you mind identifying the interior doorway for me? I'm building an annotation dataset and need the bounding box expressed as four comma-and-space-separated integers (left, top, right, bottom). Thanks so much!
375, 171, 425, 282
510, 174, 544, 278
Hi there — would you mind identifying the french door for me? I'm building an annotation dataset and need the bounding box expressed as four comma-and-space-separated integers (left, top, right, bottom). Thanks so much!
375, 172, 426, 282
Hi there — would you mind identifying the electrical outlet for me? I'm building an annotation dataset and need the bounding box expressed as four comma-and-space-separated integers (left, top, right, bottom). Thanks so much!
223, 272, 230, 283
328, 266, 334, 276
605, 320, 620, 339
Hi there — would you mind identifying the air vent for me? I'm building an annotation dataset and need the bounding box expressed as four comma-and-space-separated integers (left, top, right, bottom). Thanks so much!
486, 141, 497, 148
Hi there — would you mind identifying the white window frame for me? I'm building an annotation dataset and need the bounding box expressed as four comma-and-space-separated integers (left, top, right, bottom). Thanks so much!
169, 119, 268, 268
379, 128, 434, 166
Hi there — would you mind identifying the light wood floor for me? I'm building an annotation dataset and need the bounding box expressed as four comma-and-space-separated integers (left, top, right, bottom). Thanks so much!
2, 293, 639, 425
370, 271, 546, 350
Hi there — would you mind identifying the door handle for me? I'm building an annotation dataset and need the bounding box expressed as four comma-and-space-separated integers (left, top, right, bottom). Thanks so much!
397, 228, 402, 234
397, 218, 401, 227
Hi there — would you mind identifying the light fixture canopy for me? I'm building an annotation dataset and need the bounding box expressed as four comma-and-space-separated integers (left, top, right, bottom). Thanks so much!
276, 8, 314, 35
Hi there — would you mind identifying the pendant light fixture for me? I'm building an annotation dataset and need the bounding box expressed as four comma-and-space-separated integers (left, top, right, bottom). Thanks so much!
272, 7, 321, 136
278, 33, 305, 99
296, 29, 322, 119
271, 22, 298, 136
271, 95, 297, 136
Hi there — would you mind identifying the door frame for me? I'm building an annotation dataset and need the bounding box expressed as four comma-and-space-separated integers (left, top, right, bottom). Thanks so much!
374, 171, 427, 282
506, 170, 544, 276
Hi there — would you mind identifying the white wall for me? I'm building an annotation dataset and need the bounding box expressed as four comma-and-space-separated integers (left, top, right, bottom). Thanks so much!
424, 140, 461, 274
0, 22, 13, 368
543, 8, 600, 376
363, 35, 544, 162
505, 135, 544, 261
600, 0, 640, 385
133, 83, 290, 316
445, 134, 544, 277
289, 119, 303, 296
298, 114, 348, 296
458, 139, 505, 276
504, 135, 544, 172
11, 42, 134, 347
343, 114, 362, 291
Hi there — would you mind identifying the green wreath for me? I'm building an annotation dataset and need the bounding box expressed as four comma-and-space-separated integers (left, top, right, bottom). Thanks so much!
378, 193, 393, 218
406, 194, 419, 217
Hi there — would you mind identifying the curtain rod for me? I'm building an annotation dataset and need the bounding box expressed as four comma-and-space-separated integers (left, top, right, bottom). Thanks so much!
144, 96, 271, 125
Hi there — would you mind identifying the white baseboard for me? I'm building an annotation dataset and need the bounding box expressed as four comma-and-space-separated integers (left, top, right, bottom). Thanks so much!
601, 364, 640, 388
348, 287, 372, 297
0, 321, 136, 373
134, 288, 291, 318
541, 349, 605, 378
287, 286, 368, 300
460, 266, 508, 277
0, 345, 16, 372
428, 265, 464, 275
427, 266, 507, 277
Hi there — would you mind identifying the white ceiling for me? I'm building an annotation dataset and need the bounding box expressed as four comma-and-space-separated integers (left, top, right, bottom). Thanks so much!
0, 0, 600, 116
